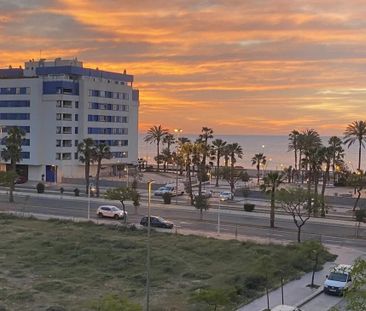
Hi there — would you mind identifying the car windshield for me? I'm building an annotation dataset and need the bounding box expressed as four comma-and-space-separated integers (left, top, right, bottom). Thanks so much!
328, 272, 348, 282
156, 217, 166, 222
110, 207, 119, 211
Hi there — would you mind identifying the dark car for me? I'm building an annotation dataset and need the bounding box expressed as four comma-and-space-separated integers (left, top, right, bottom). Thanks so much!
15, 176, 28, 184
140, 216, 174, 229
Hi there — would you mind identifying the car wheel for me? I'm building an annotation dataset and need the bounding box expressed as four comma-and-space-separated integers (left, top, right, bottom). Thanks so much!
114, 214, 120, 220
98, 212, 103, 218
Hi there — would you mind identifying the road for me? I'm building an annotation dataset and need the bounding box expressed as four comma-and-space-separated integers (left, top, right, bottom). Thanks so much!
1, 192, 365, 249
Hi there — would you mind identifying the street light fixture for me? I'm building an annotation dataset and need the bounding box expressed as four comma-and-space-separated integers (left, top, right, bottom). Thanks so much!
124, 165, 129, 188
174, 128, 182, 204
87, 177, 95, 220
146, 180, 155, 311
217, 193, 221, 235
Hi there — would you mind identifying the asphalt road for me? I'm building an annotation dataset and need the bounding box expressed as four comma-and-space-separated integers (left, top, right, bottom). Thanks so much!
1, 193, 365, 250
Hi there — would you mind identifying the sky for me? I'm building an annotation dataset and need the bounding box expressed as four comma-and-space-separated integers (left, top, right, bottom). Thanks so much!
1, 0, 366, 135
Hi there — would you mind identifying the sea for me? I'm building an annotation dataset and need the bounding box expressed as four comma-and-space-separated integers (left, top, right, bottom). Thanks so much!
138, 134, 361, 171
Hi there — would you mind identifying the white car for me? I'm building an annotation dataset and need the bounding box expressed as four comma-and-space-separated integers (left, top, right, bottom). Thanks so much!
96, 205, 127, 220
324, 264, 353, 296
193, 189, 213, 198
219, 191, 234, 201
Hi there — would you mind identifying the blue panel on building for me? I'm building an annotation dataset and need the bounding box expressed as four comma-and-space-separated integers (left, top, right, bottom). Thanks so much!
0, 68, 24, 79
43, 81, 79, 95
132, 89, 139, 101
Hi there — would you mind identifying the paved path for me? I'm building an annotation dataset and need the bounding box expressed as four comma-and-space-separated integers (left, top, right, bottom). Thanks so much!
237, 245, 365, 311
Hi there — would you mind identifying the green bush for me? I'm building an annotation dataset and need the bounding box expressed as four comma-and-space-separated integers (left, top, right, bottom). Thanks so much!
36, 183, 45, 193
163, 192, 171, 204
244, 203, 255, 212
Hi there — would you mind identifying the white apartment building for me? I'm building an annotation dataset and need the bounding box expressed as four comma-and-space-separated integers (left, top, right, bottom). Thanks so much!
0, 58, 139, 182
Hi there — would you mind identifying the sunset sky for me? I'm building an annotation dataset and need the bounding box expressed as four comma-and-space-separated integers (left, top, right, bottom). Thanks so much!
1, 0, 366, 135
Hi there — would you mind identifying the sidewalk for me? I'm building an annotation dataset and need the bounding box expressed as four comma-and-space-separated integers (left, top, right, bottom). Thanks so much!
237, 245, 366, 311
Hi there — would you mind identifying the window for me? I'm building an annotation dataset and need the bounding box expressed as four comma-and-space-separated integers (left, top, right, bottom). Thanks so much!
0, 100, 30, 108
63, 127, 72, 134
75, 114, 78, 121
75, 101, 79, 109
75, 140, 78, 146
56, 101, 62, 108
56, 127, 61, 134
63, 114, 72, 121
56, 113, 62, 120
0, 113, 30, 120
62, 153, 72, 160
74, 152, 78, 160
56, 153, 61, 160
56, 140, 61, 147
63, 101, 72, 108
75, 127, 78, 134
62, 140, 72, 147
21, 152, 30, 159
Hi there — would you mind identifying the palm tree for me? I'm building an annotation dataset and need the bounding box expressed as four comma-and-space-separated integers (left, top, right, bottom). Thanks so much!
211, 139, 227, 187
222, 145, 231, 167
252, 153, 267, 184
94, 143, 112, 197
288, 130, 300, 170
328, 136, 344, 182
162, 133, 175, 152
226, 143, 243, 193
319, 146, 332, 216
261, 171, 286, 228
180, 142, 194, 205
77, 138, 95, 194
1, 127, 26, 202
144, 125, 168, 172
344, 121, 366, 170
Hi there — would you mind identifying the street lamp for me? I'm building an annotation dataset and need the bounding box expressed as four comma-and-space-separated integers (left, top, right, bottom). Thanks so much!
174, 128, 182, 204
124, 165, 129, 188
217, 193, 221, 235
146, 180, 155, 311
87, 178, 95, 220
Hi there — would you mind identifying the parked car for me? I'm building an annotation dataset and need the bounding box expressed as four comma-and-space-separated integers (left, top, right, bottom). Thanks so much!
140, 216, 174, 229
272, 305, 302, 311
15, 176, 28, 184
193, 189, 213, 198
324, 264, 353, 296
96, 205, 127, 219
219, 191, 234, 201
154, 183, 185, 196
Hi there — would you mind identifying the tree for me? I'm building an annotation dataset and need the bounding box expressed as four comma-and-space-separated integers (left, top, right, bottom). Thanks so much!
277, 187, 316, 243
221, 167, 248, 197
211, 139, 227, 187
144, 125, 168, 172
194, 194, 209, 220
0, 171, 18, 202
226, 143, 243, 193
179, 141, 194, 205
319, 146, 332, 216
355, 208, 366, 238
252, 153, 266, 184
344, 120, 366, 171
104, 187, 140, 221
288, 130, 300, 170
261, 171, 286, 228
347, 170, 366, 211
344, 258, 366, 311
328, 136, 344, 182
93, 143, 112, 197
77, 138, 95, 194
1, 126, 26, 202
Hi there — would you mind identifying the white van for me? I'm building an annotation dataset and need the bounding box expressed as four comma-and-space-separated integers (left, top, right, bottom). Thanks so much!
154, 183, 185, 196
324, 264, 352, 296
271, 305, 302, 311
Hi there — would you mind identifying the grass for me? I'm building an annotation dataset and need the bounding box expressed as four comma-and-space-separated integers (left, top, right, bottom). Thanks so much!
0, 214, 336, 311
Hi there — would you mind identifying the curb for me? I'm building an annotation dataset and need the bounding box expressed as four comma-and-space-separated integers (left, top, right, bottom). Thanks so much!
296, 287, 324, 308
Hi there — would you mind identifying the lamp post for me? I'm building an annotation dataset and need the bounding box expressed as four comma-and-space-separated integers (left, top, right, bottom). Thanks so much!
146, 180, 154, 311
174, 128, 182, 204
125, 165, 129, 188
87, 176, 94, 220
217, 194, 221, 235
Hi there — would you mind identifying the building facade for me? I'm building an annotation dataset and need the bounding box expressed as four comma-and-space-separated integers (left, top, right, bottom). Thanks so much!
0, 58, 139, 182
